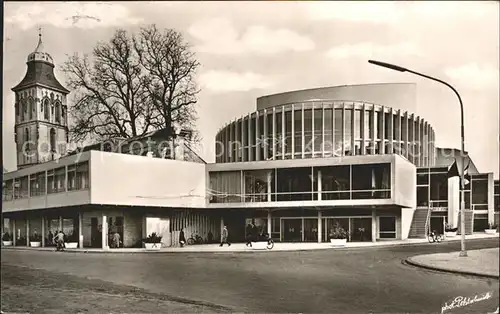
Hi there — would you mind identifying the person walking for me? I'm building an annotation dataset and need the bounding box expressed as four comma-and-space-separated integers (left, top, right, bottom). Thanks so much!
179, 228, 186, 247
220, 225, 230, 247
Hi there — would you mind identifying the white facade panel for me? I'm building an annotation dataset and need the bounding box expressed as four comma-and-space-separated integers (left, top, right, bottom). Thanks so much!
89, 151, 207, 208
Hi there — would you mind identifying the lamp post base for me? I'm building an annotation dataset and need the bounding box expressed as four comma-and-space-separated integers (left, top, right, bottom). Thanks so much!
459, 250, 468, 257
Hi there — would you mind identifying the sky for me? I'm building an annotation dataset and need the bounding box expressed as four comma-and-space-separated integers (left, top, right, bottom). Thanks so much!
2, 1, 499, 177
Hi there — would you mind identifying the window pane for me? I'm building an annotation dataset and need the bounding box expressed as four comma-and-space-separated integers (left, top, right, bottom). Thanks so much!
242, 118, 248, 161
276, 167, 312, 201
379, 217, 396, 232
429, 173, 447, 201
417, 186, 428, 206
417, 173, 429, 185
303, 110, 312, 157
294, 109, 302, 157
276, 111, 283, 158
354, 110, 361, 139
345, 109, 352, 155
250, 116, 256, 160
244, 170, 270, 202
334, 109, 343, 156
319, 166, 350, 200
365, 111, 372, 139
285, 111, 292, 157
313, 109, 323, 154
472, 179, 488, 205
266, 113, 273, 159
323, 108, 333, 156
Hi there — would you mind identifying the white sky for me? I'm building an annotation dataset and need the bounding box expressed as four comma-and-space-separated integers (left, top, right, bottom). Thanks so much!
3, 1, 499, 177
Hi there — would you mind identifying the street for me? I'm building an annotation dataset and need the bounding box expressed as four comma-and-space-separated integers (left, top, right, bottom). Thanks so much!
2, 238, 499, 313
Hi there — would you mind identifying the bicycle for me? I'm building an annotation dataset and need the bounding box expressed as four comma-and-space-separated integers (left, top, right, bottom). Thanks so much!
427, 230, 443, 243
187, 233, 204, 245
266, 238, 274, 250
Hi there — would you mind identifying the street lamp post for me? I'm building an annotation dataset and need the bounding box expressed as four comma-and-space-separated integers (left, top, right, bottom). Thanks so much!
368, 60, 467, 257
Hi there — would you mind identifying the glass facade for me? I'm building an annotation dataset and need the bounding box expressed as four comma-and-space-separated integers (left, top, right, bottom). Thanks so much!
2, 161, 90, 201
215, 102, 435, 167
209, 163, 391, 204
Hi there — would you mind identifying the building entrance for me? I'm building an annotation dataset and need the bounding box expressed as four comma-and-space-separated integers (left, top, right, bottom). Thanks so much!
282, 218, 302, 242
350, 218, 372, 242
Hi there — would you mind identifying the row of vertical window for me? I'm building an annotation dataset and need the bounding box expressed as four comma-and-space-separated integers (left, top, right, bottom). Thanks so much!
416, 169, 491, 209
2, 162, 89, 201
215, 103, 434, 167
209, 163, 391, 203
15, 98, 65, 123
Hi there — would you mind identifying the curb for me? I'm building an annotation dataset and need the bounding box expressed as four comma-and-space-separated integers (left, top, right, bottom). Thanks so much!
404, 257, 500, 280
2, 236, 498, 254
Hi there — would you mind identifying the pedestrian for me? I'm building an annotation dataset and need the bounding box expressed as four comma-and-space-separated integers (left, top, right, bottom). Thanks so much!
179, 228, 186, 247
53, 230, 65, 251
112, 231, 121, 248
220, 225, 230, 247
207, 230, 213, 243
245, 224, 253, 247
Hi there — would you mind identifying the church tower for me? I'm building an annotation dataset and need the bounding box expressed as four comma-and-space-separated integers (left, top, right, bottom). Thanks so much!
11, 31, 70, 169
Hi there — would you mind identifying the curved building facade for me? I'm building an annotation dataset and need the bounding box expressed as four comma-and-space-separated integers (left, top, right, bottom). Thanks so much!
216, 99, 436, 167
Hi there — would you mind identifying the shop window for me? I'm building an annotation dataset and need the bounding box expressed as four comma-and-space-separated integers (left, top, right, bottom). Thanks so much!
75, 162, 90, 190
379, 216, 396, 239
473, 215, 489, 232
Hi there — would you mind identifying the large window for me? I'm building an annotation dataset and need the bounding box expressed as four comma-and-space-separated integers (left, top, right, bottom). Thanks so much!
243, 170, 270, 202
29, 172, 46, 197
313, 108, 322, 155
379, 216, 396, 239
75, 162, 89, 190
209, 171, 242, 203
3, 180, 13, 201
473, 214, 489, 232
275, 110, 283, 158
258, 114, 265, 160
19, 176, 29, 199
344, 109, 352, 155
55, 167, 66, 192
429, 173, 448, 207
354, 110, 361, 139
417, 186, 429, 206
242, 118, 248, 161
333, 109, 343, 156
351, 163, 391, 199
471, 178, 488, 208
276, 167, 312, 201
303, 110, 312, 157
323, 108, 333, 156
294, 109, 302, 158
265, 114, 272, 160
319, 166, 350, 200
285, 111, 292, 158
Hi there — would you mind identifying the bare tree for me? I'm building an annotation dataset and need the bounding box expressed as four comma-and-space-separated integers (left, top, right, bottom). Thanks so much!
62, 25, 200, 145
134, 25, 200, 144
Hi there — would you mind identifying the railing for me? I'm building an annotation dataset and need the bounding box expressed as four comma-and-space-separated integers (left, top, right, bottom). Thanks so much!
209, 189, 391, 203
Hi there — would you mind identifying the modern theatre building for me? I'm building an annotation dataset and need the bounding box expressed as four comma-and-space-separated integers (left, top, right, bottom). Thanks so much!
2, 37, 499, 249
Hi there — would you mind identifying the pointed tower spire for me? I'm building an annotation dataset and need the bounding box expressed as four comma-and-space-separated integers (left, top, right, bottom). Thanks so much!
34, 27, 44, 52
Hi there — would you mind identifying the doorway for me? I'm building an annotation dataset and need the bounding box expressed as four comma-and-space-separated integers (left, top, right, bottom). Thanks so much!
90, 217, 101, 248
429, 216, 445, 234
282, 219, 302, 242
350, 218, 372, 242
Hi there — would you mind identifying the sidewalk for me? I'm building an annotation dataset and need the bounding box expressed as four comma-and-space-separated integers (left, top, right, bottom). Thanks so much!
2, 233, 498, 253
406, 247, 499, 279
